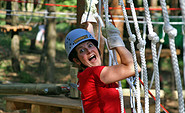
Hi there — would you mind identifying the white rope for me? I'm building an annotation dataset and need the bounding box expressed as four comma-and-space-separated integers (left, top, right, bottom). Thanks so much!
179, 0, 185, 89
97, 0, 102, 48
160, 0, 185, 113
126, 0, 149, 112
104, 37, 144, 113
149, 26, 165, 90
103, 0, 124, 112
118, 0, 142, 112
142, 0, 161, 113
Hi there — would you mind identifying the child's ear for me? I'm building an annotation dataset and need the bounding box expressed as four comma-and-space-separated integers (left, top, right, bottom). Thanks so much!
73, 58, 81, 66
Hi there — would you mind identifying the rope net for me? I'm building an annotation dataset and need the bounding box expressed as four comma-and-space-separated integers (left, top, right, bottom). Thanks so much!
2, 0, 184, 112
92, 0, 184, 113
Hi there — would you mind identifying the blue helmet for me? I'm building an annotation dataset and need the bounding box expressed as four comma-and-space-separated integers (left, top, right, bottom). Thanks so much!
65, 28, 98, 62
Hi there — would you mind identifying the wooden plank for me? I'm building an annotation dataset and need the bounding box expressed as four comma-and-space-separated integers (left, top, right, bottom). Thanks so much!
6, 101, 31, 111
4, 95, 82, 110
0, 25, 32, 32
62, 108, 82, 113
31, 104, 62, 113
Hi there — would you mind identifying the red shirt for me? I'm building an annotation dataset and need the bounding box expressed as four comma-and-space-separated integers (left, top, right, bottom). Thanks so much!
77, 66, 121, 113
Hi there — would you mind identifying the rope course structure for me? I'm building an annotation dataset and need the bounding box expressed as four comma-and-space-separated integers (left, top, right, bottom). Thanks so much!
126, 0, 149, 112
1, 0, 184, 113
103, 0, 125, 112
92, 0, 184, 113
118, 0, 141, 112
142, 0, 160, 112
160, 0, 184, 113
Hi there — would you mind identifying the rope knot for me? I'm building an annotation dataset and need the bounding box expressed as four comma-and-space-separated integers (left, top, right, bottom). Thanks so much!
129, 34, 136, 42
127, 0, 132, 3
137, 40, 146, 49
160, 39, 165, 44
164, 24, 177, 38
148, 32, 159, 43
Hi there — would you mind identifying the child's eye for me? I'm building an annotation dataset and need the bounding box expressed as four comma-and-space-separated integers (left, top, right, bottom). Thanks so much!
79, 49, 85, 53
88, 43, 93, 48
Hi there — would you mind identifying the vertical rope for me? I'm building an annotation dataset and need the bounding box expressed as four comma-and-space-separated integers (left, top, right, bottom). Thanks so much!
150, 27, 165, 89
103, 0, 124, 112
179, 0, 185, 88
118, 0, 141, 112
97, 0, 102, 48
127, 0, 149, 112
142, 0, 160, 113
160, 0, 185, 113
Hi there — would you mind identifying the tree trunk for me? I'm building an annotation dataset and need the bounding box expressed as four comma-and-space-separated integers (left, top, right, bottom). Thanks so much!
170, 0, 179, 16
77, 0, 84, 28
11, 32, 21, 72
7, 0, 20, 72
11, 0, 19, 26
44, 0, 57, 83
5, 1, 11, 25
27, 0, 34, 12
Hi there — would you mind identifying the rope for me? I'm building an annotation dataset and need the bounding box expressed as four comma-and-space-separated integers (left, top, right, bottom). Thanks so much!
0, 0, 182, 11
179, 0, 185, 88
160, 0, 185, 113
139, 78, 169, 113
142, 0, 160, 113
103, 0, 124, 112
149, 27, 165, 89
126, 0, 149, 112
97, 0, 102, 48
105, 35, 169, 113
118, 0, 141, 112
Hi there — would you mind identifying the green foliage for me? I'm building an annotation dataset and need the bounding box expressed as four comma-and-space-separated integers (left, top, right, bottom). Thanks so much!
153, 17, 183, 49
0, 60, 12, 73
160, 58, 172, 71
0, 33, 11, 49
163, 80, 173, 98
121, 79, 127, 88
18, 71, 36, 83
56, 23, 70, 31
20, 35, 31, 50
56, 0, 77, 12
0, 15, 5, 25
178, 58, 183, 73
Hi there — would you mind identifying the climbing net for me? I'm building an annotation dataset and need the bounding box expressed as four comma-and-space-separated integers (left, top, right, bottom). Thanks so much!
85, 0, 184, 113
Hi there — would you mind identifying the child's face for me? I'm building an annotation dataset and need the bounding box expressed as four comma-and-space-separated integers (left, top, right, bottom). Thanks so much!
75, 41, 101, 67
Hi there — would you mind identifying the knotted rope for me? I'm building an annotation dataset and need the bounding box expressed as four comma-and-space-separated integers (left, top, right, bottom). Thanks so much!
142, 0, 160, 112
118, 0, 141, 112
160, 0, 184, 112
103, 0, 124, 112
127, 0, 149, 112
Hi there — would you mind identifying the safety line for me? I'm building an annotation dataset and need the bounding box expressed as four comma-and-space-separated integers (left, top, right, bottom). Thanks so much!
139, 78, 169, 113
1, 0, 181, 11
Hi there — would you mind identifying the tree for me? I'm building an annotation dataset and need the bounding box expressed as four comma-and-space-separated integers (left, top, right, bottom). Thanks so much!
5, 0, 21, 72
39, 0, 57, 83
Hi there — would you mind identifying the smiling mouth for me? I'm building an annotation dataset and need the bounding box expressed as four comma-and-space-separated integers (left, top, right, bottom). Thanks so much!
89, 55, 96, 61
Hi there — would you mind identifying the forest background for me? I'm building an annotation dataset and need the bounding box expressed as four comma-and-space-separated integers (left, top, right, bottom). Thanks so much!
0, 0, 184, 112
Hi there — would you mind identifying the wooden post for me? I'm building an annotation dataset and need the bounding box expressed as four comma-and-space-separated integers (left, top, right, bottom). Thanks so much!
0, 84, 69, 95
11, 31, 21, 72
70, 66, 80, 98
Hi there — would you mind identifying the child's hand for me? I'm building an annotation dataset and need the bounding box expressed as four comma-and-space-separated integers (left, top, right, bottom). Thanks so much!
101, 22, 125, 49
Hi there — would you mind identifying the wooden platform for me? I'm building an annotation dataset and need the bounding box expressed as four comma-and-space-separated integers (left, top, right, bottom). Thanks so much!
4, 95, 82, 113
0, 25, 32, 32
